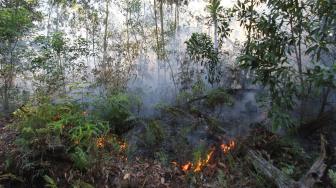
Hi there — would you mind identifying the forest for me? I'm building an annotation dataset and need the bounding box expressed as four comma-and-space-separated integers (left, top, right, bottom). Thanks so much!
0, 0, 335, 187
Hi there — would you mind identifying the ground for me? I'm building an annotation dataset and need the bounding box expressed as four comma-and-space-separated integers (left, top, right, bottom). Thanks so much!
0, 114, 335, 188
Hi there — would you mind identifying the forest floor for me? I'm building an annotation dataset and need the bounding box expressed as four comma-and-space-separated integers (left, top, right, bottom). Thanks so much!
0, 114, 335, 187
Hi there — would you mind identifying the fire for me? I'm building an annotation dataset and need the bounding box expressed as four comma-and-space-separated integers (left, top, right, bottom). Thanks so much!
220, 140, 236, 154
181, 162, 192, 172
174, 148, 216, 173
96, 137, 105, 148
205, 149, 215, 163
193, 160, 202, 172
172, 140, 236, 173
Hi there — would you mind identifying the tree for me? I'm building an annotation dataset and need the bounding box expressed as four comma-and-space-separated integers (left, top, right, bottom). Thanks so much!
185, 33, 220, 85
207, 0, 222, 51
0, 0, 40, 113
232, 0, 336, 130
30, 32, 89, 95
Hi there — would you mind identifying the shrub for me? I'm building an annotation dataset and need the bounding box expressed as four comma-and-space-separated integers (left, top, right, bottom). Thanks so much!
13, 99, 109, 172
144, 120, 164, 147
328, 169, 336, 187
205, 88, 234, 108
94, 93, 139, 135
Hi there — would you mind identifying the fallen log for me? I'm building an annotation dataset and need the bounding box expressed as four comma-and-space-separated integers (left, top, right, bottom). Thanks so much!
247, 135, 327, 188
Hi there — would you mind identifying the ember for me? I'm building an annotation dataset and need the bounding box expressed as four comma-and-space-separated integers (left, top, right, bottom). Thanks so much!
96, 137, 105, 148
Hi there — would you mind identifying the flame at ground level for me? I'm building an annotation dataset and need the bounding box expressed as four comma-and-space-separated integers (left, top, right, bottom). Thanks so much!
220, 140, 235, 154
173, 140, 236, 173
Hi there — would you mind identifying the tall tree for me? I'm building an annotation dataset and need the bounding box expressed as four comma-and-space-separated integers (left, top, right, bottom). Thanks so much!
0, 0, 39, 112
207, 0, 222, 51
154, 0, 160, 58
159, 0, 165, 58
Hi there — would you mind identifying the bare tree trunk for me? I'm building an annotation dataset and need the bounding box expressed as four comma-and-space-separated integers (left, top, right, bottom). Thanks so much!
154, 0, 160, 59
3, 83, 9, 113
174, 1, 179, 33
214, 16, 218, 51
246, 0, 254, 54
103, 0, 109, 65
126, 1, 130, 58
159, 0, 165, 58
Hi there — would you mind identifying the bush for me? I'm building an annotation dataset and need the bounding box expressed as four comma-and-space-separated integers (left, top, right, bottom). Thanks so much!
329, 169, 336, 187
205, 88, 234, 108
144, 120, 164, 147
13, 99, 109, 171
94, 93, 139, 135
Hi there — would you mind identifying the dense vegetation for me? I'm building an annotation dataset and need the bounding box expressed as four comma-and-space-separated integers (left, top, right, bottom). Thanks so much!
0, 0, 335, 187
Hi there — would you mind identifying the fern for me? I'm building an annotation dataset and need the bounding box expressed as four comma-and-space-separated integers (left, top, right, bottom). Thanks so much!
43, 175, 58, 188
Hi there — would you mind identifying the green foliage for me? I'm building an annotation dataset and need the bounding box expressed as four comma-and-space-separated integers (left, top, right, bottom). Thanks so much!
0, 1, 40, 112
232, 0, 336, 130
176, 91, 193, 105
70, 147, 91, 170
308, 64, 336, 89
72, 180, 95, 188
94, 93, 139, 135
155, 151, 168, 165
207, 0, 232, 43
328, 169, 336, 187
233, 0, 310, 130
191, 78, 206, 97
269, 105, 295, 131
13, 99, 109, 171
144, 120, 164, 147
0, 7, 34, 40
207, 0, 222, 18
205, 88, 234, 108
43, 175, 58, 188
31, 32, 89, 94
281, 164, 295, 177
185, 33, 220, 84
192, 143, 207, 163
216, 169, 228, 187
186, 33, 218, 62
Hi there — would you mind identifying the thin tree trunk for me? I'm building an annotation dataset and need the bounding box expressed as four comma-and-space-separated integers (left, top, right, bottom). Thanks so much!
3, 83, 9, 113
174, 2, 178, 33
126, 1, 130, 59
159, 0, 165, 58
103, 0, 109, 64
246, 0, 254, 54
214, 17, 218, 51
154, 0, 160, 59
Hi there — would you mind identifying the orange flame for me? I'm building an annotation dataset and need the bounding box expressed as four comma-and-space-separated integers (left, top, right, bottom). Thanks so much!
175, 148, 215, 173
181, 162, 192, 172
173, 141, 236, 173
194, 148, 215, 172
194, 161, 202, 172
220, 140, 236, 154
